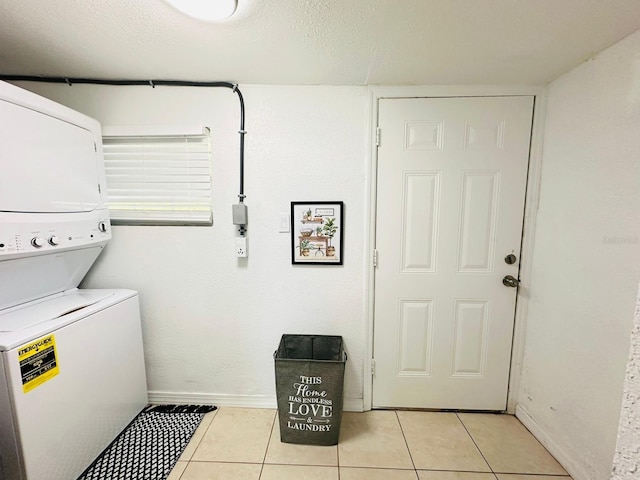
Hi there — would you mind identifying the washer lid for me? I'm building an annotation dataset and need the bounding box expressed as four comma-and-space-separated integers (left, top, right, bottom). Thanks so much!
0, 290, 115, 333
0, 289, 137, 352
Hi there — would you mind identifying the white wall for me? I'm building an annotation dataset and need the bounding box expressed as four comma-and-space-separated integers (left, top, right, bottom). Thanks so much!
20, 83, 370, 409
611, 284, 640, 480
517, 31, 640, 480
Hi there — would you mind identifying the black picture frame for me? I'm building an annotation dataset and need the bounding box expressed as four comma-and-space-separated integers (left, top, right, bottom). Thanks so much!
291, 201, 344, 265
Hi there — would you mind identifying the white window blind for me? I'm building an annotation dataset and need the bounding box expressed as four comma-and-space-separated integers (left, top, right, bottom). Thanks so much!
102, 127, 212, 226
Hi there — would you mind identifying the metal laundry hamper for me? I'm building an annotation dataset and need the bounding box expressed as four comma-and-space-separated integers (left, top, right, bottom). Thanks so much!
274, 334, 347, 445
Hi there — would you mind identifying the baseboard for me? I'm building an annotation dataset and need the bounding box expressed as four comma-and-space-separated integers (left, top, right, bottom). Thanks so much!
516, 404, 591, 480
148, 391, 364, 412
148, 391, 277, 409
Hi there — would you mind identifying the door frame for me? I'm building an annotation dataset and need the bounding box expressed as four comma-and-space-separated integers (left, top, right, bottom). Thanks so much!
363, 85, 548, 413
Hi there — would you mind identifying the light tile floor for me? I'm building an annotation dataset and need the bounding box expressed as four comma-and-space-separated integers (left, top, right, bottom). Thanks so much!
168, 407, 571, 480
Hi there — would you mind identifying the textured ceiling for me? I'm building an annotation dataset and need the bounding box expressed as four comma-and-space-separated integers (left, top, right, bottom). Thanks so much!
1, 0, 640, 85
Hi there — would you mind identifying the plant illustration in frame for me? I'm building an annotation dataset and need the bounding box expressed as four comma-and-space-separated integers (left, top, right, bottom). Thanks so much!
291, 201, 344, 265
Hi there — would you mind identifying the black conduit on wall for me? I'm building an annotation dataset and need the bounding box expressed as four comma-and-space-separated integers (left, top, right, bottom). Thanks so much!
0, 75, 248, 205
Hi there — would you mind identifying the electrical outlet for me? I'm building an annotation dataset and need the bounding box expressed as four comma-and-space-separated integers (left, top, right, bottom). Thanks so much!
235, 237, 247, 258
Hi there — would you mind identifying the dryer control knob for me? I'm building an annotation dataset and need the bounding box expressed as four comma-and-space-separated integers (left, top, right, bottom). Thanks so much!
31, 237, 44, 248
48, 235, 60, 246
98, 222, 107, 233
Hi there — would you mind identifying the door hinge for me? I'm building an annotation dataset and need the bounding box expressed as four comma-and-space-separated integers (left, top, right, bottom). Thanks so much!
373, 249, 378, 268
371, 358, 376, 375
375, 127, 381, 147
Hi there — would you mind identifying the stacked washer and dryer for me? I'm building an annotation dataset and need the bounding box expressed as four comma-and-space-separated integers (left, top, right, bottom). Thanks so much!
0, 81, 148, 480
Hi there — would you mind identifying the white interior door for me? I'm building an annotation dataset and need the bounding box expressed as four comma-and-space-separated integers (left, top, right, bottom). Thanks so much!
372, 96, 534, 410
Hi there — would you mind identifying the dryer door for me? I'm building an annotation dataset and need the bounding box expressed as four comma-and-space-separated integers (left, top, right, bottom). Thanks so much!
0, 99, 100, 214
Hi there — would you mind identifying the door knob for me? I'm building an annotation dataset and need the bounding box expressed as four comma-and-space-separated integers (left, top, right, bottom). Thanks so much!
504, 254, 517, 265
502, 275, 520, 288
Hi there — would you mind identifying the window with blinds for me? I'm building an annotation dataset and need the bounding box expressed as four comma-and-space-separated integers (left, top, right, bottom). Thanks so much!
101, 127, 212, 225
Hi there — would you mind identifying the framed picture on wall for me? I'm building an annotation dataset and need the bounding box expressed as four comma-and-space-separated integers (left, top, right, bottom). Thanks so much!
291, 201, 344, 265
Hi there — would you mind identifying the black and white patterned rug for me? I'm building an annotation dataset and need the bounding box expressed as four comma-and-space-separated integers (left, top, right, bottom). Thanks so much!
77, 404, 217, 480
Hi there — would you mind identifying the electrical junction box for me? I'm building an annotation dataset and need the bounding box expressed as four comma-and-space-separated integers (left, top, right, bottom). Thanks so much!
232, 204, 247, 225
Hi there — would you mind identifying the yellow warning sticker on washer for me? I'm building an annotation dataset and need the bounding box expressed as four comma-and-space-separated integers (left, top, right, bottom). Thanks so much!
18, 334, 59, 393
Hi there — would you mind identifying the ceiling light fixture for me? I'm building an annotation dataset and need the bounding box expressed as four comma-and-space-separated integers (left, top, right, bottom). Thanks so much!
164, 0, 237, 21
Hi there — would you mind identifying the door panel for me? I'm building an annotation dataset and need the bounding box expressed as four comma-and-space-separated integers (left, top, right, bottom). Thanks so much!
397, 299, 434, 375
402, 172, 439, 272
458, 171, 499, 272
373, 96, 534, 410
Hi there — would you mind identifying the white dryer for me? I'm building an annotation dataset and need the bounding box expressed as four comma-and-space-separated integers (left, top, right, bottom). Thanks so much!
0, 81, 148, 480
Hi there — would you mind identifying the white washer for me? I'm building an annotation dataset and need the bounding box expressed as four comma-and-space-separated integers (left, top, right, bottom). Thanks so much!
0, 81, 148, 480
0, 289, 147, 480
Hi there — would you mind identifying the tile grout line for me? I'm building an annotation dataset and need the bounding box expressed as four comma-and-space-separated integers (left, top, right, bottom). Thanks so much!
177, 408, 220, 480
258, 411, 277, 479
337, 420, 341, 480
455, 412, 497, 479
175, 458, 185, 480
394, 411, 420, 479
181, 460, 268, 465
